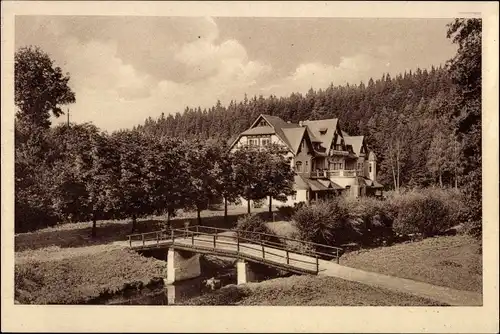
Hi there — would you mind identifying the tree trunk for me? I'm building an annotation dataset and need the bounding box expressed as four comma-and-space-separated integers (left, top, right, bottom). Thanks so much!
131, 214, 137, 233
91, 212, 97, 238
197, 206, 201, 225
224, 197, 228, 224
269, 196, 272, 214
247, 199, 251, 214
396, 140, 400, 193
166, 211, 171, 231
389, 143, 397, 192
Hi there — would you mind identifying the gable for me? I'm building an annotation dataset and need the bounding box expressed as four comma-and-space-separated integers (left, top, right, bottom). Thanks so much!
302, 118, 338, 152
250, 115, 273, 129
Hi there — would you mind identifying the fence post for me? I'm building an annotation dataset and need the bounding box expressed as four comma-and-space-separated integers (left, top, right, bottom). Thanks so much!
142, 234, 145, 246
171, 229, 175, 243
191, 232, 194, 246
213, 234, 216, 249
316, 256, 319, 273
262, 244, 265, 259
128, 235, 132, 247
336, 249, 340, 264
157, 232, 159, 245
286, 250, 289, 265
237, 236, 240, 252
196, 225, 199, 234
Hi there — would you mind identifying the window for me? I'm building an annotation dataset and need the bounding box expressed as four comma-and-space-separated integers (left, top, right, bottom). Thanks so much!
305, 160, 309, 171
259, 120, 268, 127
249, 138, 258, 146
295, 161, 303, 172
261, 138, 270, 146
369, 165, 372, 173
292, 193, 297, 200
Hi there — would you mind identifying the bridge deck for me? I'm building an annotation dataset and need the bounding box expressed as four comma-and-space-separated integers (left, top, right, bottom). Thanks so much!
128, 227, 343, 275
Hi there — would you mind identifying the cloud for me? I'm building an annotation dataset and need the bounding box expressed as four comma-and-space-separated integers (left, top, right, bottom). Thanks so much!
263, 54, 375, 96
41, 16, 272, 131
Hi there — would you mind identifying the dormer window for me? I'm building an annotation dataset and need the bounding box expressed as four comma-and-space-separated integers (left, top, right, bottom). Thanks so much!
319, 128, 327, 135
259, 120, 268, 127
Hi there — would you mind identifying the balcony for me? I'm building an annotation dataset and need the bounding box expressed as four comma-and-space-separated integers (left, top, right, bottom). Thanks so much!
329, 149, 349, 156
309, 169, 364, 178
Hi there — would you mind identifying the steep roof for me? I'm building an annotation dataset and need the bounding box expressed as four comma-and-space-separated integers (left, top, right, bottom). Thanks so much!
240, 126, 276, 136
259, 114, 300, 152
368, 151, 377, 161
344, 136, 364, 156
282, 127, 306, 155
302, 119, 338, 151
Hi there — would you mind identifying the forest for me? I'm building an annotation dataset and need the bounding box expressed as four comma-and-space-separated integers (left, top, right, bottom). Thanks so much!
14, 19, 482, 234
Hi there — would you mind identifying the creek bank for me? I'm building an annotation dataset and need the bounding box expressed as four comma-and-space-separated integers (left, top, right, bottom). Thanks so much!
180, 275, 447, 306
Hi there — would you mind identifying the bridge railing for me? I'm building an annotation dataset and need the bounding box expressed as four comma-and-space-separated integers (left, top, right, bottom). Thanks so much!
188, 225, 343, 263
171, 227, 320, 273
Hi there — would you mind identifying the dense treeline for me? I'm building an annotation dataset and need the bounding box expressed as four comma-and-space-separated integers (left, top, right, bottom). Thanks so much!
135, 66, 459, 190
14, 19, 482, 235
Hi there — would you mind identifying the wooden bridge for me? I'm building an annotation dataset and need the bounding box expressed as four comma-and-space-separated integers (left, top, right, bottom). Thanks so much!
127, 226, 343, 276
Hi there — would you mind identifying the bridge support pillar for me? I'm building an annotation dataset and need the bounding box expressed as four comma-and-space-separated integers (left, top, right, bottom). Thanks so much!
165, 248, 201, 284
236, 260, 256, 285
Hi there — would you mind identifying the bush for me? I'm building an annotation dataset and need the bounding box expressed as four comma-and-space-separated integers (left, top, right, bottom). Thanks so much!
276, 205, 295, 221
235, 214, 282, 245
339, 197, 394, 246
292, 199, 351, 246
391, 189, 455, 237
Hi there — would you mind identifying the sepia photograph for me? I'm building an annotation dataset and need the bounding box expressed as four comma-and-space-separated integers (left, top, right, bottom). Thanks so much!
2, 1, 498, 333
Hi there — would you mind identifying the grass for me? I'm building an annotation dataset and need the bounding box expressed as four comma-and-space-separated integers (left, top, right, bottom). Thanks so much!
181, 275, 446, 306
15, 205, 269, 252
15, 248, 166, 304
340, 235, 482, 293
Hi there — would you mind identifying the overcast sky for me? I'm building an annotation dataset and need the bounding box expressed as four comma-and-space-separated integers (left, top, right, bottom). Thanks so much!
16, 16, 457, 131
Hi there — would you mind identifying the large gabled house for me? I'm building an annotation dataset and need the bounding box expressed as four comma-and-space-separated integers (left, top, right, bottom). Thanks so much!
229, 114, 383, 207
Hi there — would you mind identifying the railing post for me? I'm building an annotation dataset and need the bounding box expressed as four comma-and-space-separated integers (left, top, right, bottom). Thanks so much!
262, 244, 265, 259
237, 235, 240, 252
336, 249, 340, 264
191, 232, 194, 246
128, 235, 131, 247
196, 225, 199, 234
286, 250, 289, 265
316, 256, 319, 273
142, 234, 145, 246
213, 234, 216, 249
171, 229, 175, 243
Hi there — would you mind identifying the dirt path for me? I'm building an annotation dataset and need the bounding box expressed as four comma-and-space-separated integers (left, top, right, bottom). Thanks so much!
318, 260, 482, 306
15, 242, 127, 264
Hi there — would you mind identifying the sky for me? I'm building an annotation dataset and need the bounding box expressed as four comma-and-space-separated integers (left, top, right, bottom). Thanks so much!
15, 16, 458, 132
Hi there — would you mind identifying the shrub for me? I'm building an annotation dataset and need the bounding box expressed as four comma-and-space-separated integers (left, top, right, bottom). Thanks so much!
235, 214, 282, 245
276, 205, 295, 221
339, 197, 394, 246
292, 199, 351, 246
391, 190, 454, 237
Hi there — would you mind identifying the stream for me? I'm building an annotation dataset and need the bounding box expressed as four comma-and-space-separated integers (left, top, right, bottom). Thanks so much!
100, 253, 289, 305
